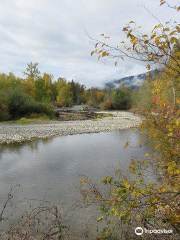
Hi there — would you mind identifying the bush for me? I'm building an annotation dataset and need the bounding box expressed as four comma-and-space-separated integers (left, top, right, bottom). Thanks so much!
0, 91, 11, 121
112, 89, 132, 110
6, 90, 54, 120
0, 103, 10, 121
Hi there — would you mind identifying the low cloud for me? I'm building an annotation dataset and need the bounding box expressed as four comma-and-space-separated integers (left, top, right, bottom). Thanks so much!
0, 0, 178, 87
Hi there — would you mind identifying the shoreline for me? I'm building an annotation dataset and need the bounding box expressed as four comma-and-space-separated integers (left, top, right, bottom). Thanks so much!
0, 111, 142, 144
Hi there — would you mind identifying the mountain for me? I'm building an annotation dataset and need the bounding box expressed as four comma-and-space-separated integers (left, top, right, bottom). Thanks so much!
104, 70, 160, 89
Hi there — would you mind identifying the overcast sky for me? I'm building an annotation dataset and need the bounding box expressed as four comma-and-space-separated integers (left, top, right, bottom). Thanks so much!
0, 0, 179, 87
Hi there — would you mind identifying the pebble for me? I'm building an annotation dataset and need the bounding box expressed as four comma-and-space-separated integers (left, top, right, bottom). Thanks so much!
0, 111, 142, 144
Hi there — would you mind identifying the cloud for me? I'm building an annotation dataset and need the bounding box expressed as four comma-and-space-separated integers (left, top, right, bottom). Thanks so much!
0, 0, 178, 88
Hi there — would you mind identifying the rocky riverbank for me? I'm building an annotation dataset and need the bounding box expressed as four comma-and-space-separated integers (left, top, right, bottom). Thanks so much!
0, 111, 142, 144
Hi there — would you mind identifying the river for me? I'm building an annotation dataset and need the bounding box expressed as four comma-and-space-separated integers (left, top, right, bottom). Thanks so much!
0, 129, 153, 237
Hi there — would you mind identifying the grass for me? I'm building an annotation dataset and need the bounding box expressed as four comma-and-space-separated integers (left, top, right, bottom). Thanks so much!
68, 113, 74, 118
105, 113, 113, 117
12, 115, 52, 124
14, 118, 33, 124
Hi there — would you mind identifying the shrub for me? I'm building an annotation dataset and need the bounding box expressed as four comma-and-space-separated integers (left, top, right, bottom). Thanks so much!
0, 91, 11, 121
0, 103, 10, 121
105, 99, 112, 110
6, 90, 54, 120
112, 89, 132, 110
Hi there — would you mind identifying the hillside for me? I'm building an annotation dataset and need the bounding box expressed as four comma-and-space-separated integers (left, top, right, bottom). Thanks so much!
104, 70, 161, 89
104, 72, 148, 89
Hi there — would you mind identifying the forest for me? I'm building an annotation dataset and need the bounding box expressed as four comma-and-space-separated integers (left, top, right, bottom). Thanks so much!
0, 59, 179, 123
0, 62, 132, 121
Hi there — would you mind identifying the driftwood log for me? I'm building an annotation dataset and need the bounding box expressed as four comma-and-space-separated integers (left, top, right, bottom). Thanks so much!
55, 109, 104, 121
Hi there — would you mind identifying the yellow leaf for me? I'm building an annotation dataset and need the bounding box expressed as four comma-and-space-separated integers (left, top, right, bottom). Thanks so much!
170, 37, 179, 44
174, 169, 180, 174
156, 24, 162, 28
147, 65, 151, 70
114, 61, 117, 66
175, 120, 179, 126
151, 33, 156, 40
176, 26, 180, 32
91, 51, 94, 56
163, 27, 170, 32
129, 166, 136, 174
145, 153, 150, 157
84, 195, 88, 200
167, 133, 173, 137
136, 214, 141, 219
124, 180, 130, 189
124, 141, 129, 149
170, 30, 177, 36
115, 169, 120, 175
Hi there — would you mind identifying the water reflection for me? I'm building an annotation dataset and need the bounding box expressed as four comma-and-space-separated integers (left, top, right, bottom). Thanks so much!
0, 130, 154, 236
0, 138, 53, 154
0, 130, 153, 206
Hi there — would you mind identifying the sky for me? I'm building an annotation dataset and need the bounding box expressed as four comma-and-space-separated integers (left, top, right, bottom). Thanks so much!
0, 0, 179, 88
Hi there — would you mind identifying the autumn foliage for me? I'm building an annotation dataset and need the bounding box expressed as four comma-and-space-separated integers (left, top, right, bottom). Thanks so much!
81, 1, 180, 239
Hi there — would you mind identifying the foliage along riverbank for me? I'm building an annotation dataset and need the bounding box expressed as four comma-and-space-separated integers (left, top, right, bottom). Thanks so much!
0, 62, 134, 122
79, 1, 180, 239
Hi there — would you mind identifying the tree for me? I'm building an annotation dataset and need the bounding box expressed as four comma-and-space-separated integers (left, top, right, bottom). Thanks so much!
69, 80, 86, 104
91, 2, 180, 108
112, 88, 132, 110
23, 62, 41, 79
56, 79, 73, 107
82, 1, 180, 238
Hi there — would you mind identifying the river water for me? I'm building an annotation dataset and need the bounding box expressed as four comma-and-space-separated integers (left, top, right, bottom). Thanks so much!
0, 129, 153, 237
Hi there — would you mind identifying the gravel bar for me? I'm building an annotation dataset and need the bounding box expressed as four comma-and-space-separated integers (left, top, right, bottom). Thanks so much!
0, 111, 142, 144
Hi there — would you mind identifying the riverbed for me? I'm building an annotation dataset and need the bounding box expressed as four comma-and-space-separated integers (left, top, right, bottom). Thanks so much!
0, 111, 141, 144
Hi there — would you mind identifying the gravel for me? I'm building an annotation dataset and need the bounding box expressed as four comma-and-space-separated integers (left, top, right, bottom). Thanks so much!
0, 111, 142, 144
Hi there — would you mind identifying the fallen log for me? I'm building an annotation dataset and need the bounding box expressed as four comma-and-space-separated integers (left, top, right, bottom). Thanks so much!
55, 109, 104, 121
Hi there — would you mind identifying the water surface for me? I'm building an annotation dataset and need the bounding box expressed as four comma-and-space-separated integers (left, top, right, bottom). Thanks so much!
0, 130, 153, 236
0, 130, 153, 202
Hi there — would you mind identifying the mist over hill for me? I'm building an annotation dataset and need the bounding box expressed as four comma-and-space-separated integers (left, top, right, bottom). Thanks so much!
104, 72, 148, 89
103, 70, 161, 89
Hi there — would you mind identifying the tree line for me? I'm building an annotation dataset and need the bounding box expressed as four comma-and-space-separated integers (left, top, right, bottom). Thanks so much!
0, 62, 133, 121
